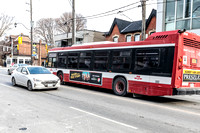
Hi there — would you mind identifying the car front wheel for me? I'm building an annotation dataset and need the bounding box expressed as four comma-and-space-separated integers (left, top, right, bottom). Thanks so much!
12, 77, 16, 86
27, 81, 33, 91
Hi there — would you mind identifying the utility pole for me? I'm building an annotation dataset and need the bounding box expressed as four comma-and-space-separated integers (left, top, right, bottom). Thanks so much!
72, 0, 76, 45
30, 0, 33, 65
141, 0, 146, 41
39, 40, 41, 66
10, 37, 13, 65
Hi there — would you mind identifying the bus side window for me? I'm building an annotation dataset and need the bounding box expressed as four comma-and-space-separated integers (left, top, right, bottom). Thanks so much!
68, 52, 79, 69
48, 53, 57, 68
111, 50, 131, 72
48, 58, 52, 68
52, 57, 57, 68
134, 48, 160, 74
93, 51, 108, 71
58, 52, 67, 68
79, 52, 92, 70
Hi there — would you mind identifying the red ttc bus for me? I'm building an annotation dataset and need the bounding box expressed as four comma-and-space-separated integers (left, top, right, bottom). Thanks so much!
47, 30, 200, 96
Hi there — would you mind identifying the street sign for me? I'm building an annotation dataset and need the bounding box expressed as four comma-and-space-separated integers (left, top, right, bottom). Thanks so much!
32, 54, 37, 56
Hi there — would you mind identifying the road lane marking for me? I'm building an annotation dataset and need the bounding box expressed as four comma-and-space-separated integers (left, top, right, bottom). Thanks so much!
62, 85, 200, 117
0, 83, 18, 90
69, 106, 138, 130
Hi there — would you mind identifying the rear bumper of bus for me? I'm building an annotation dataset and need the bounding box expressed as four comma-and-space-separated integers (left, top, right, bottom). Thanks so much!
173, 88, 200, 95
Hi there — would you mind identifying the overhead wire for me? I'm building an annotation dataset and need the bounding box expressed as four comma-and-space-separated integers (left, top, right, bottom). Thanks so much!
82, 1, 141, 19
66, 0, 173, 22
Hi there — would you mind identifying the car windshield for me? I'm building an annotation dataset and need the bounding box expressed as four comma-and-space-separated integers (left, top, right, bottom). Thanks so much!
27, 67, 51, 74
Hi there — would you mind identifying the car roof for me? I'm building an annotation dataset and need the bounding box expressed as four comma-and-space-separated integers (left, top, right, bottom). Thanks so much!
23, 66, 45, 68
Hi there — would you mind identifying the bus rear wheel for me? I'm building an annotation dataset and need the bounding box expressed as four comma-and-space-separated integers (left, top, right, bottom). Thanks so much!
58, 72, 64, 85
113, 77, 127, 96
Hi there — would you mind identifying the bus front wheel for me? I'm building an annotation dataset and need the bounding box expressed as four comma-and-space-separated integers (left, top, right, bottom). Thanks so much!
113, 77, 127, 96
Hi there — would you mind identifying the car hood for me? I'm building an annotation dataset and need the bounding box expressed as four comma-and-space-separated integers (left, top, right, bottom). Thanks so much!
29, 74, 59, 81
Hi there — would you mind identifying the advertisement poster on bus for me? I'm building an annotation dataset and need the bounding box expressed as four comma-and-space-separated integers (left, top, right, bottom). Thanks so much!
70, 71, 102, 85
183, 69, 200, 82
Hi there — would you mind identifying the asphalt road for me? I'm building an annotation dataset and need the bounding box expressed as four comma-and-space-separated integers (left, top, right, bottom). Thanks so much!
0, 68, 200, 133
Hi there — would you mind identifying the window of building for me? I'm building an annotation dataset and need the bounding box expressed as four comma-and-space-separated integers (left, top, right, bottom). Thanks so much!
3, 46, 6, 52
7, 59, 11, 65
19, 59, 23, 64
12, 59, 17, 64
193, 0, 200, 18
150, 31, 155, 35
176, 0, 184, 20
134, 34, 140, 42
126, 35, 131, 42
165, 0, 200, 30
113, 36, 118, 42
25, 59, 31, 65
165, 0, 175, 22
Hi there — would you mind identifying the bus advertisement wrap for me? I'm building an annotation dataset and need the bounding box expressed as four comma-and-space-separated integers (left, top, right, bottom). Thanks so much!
70, 71, 102, 85
183, 69, 200, 82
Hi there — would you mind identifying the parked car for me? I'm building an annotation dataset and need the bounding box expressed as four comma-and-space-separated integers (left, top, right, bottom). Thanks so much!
11, 66, 60, 90
7, 64, 28, 75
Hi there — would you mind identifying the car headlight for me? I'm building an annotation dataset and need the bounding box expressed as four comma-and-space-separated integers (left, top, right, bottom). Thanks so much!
33, 78, 42, 82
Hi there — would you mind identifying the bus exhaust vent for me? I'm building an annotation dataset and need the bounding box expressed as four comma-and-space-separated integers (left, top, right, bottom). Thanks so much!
183, 38, 200, 49
153, 35, 168, 40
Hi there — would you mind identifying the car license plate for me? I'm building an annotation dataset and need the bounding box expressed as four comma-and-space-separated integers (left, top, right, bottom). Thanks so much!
47, 84, 53, 87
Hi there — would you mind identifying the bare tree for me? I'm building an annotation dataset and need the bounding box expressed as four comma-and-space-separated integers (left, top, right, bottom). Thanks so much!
0, 14, 14, 37
55, 12, 87, 33
34, 18, 56, 44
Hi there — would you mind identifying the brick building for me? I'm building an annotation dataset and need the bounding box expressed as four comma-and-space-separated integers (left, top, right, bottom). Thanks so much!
104, 9, 156, 42
1, 34, 49, 67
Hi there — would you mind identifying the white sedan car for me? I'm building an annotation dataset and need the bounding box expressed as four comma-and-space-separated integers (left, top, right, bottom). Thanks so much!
11, 66, 60, 90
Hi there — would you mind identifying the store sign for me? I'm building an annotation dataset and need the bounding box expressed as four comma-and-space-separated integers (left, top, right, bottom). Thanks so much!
70, 71, 102, 85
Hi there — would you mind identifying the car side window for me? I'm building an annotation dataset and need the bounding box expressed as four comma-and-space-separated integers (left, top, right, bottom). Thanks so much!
21, 67, 28, 74
16, 67, 22, 72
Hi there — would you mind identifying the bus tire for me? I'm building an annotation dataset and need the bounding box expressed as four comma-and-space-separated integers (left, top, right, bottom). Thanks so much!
113, 77, 127, 96
58, 72, 64, 85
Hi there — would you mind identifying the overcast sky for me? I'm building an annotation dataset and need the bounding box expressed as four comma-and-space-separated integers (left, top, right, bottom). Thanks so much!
0, 0, 157, 37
